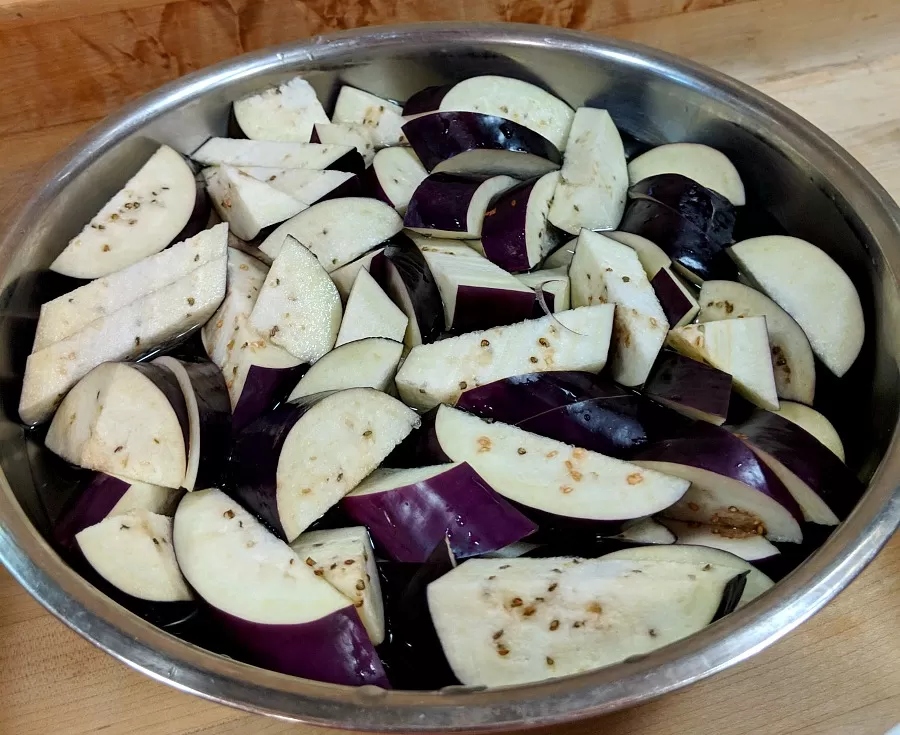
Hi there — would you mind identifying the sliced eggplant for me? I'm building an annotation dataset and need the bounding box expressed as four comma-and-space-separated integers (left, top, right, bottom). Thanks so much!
249, 235, 342, 362
606, 231, 671, 278
644, 351, 732, 425
311, 123, 376, 167
516, 268, 570, 314
650, 266, 699, 328
287, 338, 403, 401
698, 280, 815, 405
547, 108, 628, 234
541, 238, 576, 270
192, 137, 362, 172
343, 463, 536, 563
233, 76, 329, 142
173, 488, 388, 685
330, 247, 386, 302
659, 519, 781, 563
417, 240, 535, 332
728, 236, 865, 377
332, 85, 406, 148
234, 167, 358, 205
394, 304, 615, 411
50, 145, 197, 279
627, 143, 746, 206
480, 172, 562, 272
335, 269, 408, 346
427, 555, 745, 687
772, 401, 845, 461
230, 388, 419, 541
290, 526, 385, 645
366, 147, 429, 215
404, 173, 517, 239
633, 422, 803, 543
570, 230, 668, 387
667, 317, 779, 411
259, 197, 403, 266
615, 517, 676, 545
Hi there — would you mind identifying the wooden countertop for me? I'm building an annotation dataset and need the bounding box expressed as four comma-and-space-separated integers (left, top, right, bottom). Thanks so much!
1, 0, 899, 732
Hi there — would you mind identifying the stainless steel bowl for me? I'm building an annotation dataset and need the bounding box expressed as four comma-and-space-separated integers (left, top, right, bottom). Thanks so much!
1, 23, 898, 732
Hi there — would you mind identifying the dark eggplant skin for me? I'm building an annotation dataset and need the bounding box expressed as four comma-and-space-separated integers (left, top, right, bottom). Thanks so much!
131, 362, 191, 459
619, 130, 653, 161
619, 198, 738, 282
650, 268, 695, 326
404, 172, 487, 235
326, 148, 367, 175
231, 363, 307, 434
402, 111, 561, 172
711, 571, 749, 621
644, 351, 732, 425
179, 359, 232, 490
450, 285, 537, 334
401, 85, 453, 115
629, 174, 736, 249
53, 473, 133, 552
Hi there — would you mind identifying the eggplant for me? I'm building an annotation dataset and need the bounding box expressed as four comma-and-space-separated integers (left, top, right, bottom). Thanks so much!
516, 268, 570, 314
332, 85, 407, 148
541, 238, 577, 271
659, 519, 781, 563
728, 235, 865, 377
394, 304, 615, 411
46, 362, 190, 488
192, 137, 363, 173
330, 247, 386, 303
427, 555, 747, 687
232, 75, 329, 142
650, 266, 699, 328
615, 517, 676, 545
416, 240, 535, 332
173, 488, 388, 686
569, 230, 668, 387
287, 338, 403, 401
547, 107, 628, 234
402, 111, 560, 178
627, 143, 746, 206
644, 351, 732, 425
729, 408, 864, 524
233, 167, 359, 205
606, 231, 671, 278
259, 197, 403, 265
230, 388, 419, 541
618, 198, 738, 283
335, 269, 408, 346
632, 422, 804, 543
772, 401, 845, 461
404, 173, 518, 239
153, 357, 231, 492
667, 317, 780, 411
50, 146, 197, 279
427, 405, 689, 525
365, 147, 428, 214
698, 280, 816, 404
343, 462, 536, 563
290, 526, 385, 645
249, 235, 342, 362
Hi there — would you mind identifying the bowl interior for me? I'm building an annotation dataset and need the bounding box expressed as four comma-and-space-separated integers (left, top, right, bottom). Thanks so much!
0, 24, 898, 731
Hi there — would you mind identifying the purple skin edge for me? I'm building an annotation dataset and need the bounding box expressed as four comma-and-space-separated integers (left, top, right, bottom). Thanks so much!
480, 179, 539, 273
650, 269, 694, 326
181, 360, 233, 490
451, 285, 536, 332
53, 474, 132, 551
231, 364, 307, 434
404, 174, 482, 235
644, 352, 732, 422
131, 362, 191, 462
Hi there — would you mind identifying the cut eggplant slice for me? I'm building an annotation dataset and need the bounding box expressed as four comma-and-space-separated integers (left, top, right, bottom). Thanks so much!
402, 111, 561, 178
627, 143, 746, 206
332, 86, 406, 148
394, 304, 615, 410
343, 463, 536, 563
366, 147, 428, 214
46, 362, 189, 488
547, 108, 628, 234
233, 76, 329, 142
698, 280, 815, 405
427, 555, 745, 687
659, 519, 781, 563
667, 317, 779, 411
404, 173, 518, 239
335, 269, 408, 346
480, 172, 562, 272
203, 165, 306, 240
311, 123, 376, 167
645, 351, 732, 426
173, 488, 388, 685
417, 240, 535, 332
728, 236, 865, 377
153, 357, 231, 492
259, 197, 403, 266
650, 267, 699, 328
290, 526, 385, 645
234, 167, 357, 206
230, 388, 419, 541
615, 517, 676, 545
633, 422, 803, 543
192, 137, 360, 172
516, 268, 570, 314
249, 235, 342, 362
541, 238, 576, 271
772, 401, 845, 461
431, 405, 689, 522
606, 231, 671, 278
287, 338, 403, 401
50, 145, 197, 279
330, 248, 386, 302
570, 230, 668, 387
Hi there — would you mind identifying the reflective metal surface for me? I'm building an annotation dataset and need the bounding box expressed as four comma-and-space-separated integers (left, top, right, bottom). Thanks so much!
0, 23, 898, 732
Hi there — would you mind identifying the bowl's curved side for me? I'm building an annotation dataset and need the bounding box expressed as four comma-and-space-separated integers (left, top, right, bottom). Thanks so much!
0, 23, 898, 732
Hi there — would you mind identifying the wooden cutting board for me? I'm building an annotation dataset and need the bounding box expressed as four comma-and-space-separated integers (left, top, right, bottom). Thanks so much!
0, 0, 899, 732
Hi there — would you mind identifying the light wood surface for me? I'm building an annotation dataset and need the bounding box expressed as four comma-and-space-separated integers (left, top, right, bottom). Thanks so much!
1, 0, 899, 732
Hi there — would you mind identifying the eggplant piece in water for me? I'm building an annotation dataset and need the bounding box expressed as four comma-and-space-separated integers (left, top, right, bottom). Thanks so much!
644, 351, 732, 426
287, 338, 403, 401
232, 75, 328, 142
192, 138, 364, 174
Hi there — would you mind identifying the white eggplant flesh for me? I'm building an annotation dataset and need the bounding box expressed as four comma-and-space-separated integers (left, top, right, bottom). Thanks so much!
233, 76, 329, 142
192, 138, 354, 170
335, 269, 408, 346
332, 86, 407, 148
235, 167, 356, 204
516, 269, 571, 313
772, 402, 845, 461
659, 519, 781, 562
606, 231, 671, 278
369, 147, 428, 214
329, 248, 386, 303
313, 123, 375, 166
287, 338, 403, 401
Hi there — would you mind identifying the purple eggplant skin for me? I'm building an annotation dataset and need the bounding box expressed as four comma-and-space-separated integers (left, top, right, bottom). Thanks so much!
53, 473, 132, 551
231, 364, 307, 434
480, 178, 557, 273
385, 407, 451, 468
181, 360, 232, 490
210, 606, 390, 687
651, 268, 695, 326
402, 111, 561, 172
619, 131, 652, 162
644, 351, 732, 425
451, 285, 536, 333
403, 172, 487, 234
312, 174, 362, 204
629, 174, 736, 249
176, 180, 214, 244
326, 149, 366, 176
401, 85, 452, 115
131, 362, 191, 457
341, 463, 537, 562
729, 409, 864, 520
619, 198, 738, 282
